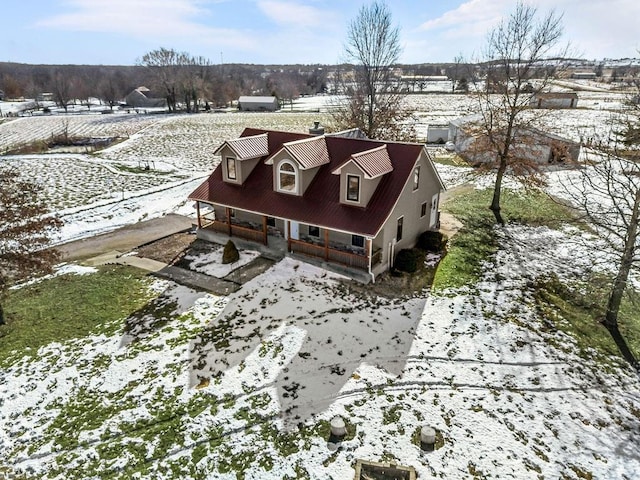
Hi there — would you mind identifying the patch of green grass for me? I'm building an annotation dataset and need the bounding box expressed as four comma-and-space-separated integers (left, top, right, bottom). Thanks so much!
432, 153, 470, 167
532, 273, 640, 365
0, 265, 154, 367
434, 186, 576, 290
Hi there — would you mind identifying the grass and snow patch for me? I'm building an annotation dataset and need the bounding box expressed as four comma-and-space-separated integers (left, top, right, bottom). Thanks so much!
184, 246, 261, 278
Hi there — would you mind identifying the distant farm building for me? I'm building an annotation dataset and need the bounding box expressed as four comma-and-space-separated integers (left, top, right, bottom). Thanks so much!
449, 116, 581, 165
529, 92, 578, 109
36, 92, 54, 102
124, 87, 167, 109
238, 96, 280, 112
571, 71, 597, 80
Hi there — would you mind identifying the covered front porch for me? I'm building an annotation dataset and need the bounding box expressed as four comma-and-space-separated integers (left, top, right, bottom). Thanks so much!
195, 202, 382, 274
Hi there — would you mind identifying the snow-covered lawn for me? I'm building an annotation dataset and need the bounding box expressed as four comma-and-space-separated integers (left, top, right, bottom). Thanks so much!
3, 235, 640, 479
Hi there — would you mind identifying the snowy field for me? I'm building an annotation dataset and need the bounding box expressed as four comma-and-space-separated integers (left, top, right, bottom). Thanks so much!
2, 91, 640, 479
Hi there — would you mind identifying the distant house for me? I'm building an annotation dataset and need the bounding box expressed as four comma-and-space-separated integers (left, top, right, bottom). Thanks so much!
188, 127, 445, 281
449, 115, 580, 165
36, 92, 54, 102
237, 96, 280, 112
529, 92, 578, 109
571, 71, 597, 80
124, 86, 167, 109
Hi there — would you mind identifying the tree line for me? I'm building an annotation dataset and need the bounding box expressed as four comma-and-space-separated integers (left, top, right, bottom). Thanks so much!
0, 54, 329, 111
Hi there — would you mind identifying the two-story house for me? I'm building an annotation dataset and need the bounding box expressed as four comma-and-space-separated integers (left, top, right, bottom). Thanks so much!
188, 127, 445, 281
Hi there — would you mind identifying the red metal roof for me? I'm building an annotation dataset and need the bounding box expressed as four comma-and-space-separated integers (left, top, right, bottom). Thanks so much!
189, 128, 426, 237
332, 145, 393, 179
213, 133, 269, 160
282, 135, 330, 169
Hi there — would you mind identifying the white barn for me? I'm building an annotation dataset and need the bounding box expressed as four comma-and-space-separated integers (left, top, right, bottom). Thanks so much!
237, 96, 280, 112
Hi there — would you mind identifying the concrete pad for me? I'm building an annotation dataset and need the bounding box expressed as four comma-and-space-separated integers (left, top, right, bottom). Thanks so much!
83, 250, 123, 266
118, 256, 168, 273
57, 214, 195, 261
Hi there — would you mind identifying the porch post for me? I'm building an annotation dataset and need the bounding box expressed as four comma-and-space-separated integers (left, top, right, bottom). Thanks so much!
287, 221, 291, 252
262, 216, 268, 245
324, 229, 329, 261
366, 238, 372, 270
225, 207, 232, 236
196, 202, 201, 229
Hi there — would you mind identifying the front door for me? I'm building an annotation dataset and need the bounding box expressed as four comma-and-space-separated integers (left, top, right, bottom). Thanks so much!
430, 193, 439, 228
290, 221, 299, 240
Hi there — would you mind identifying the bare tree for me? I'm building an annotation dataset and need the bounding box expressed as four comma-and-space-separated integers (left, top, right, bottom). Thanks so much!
139, 48, 213, 113
139, 48, 181, 111
98, 70, 128, 110
332, 1, 411, 140
557, 80, 640, 367
471, 2, 566, 224
448, 53, 465, 94
50, 68, 74, 113
0, 168, 62, 325
560, 152, 639, 367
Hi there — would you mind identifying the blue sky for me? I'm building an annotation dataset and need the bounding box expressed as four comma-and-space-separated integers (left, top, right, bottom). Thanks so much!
2, 0, 639, 65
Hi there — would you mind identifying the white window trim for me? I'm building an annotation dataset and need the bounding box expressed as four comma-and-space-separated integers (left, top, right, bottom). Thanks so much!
420, 201, 428, 218
413, 165, 420, 191
226, 156, 237, 181
346, 173, 361, 203
396, 215, 404, 241
277, 159, 299, 195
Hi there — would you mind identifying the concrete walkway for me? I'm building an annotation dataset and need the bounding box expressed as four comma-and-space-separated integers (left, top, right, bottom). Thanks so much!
86, 251, 242, 296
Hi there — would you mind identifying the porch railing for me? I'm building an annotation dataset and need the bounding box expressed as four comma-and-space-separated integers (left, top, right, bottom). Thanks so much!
289, 239, 381, 270
204, 219, 382, 271
206, 220, 266, 244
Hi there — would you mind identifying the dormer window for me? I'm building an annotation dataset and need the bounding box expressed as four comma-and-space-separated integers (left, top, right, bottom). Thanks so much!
347, 174, 360, 202
226, 157, 237, 180
278, 160, 298, 193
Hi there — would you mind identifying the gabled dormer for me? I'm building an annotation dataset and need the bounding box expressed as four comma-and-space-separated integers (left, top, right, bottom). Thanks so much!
331, 145, 393, 207
266, 136, 329, 196
215, 133, 269, 185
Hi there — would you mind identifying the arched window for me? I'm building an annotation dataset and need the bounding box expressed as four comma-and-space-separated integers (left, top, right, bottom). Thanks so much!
278, 161, 297, 193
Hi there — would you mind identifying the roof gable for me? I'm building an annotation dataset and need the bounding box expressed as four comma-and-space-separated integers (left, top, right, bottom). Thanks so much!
267, 135, 330, 169
214, 133, 269, 160
331, 145, 393, 179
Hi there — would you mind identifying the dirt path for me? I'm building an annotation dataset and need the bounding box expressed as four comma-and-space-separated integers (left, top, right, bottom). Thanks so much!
56, 214, 194, 261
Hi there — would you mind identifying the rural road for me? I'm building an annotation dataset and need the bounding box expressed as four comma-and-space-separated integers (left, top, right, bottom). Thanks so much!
56, 214, 195, 261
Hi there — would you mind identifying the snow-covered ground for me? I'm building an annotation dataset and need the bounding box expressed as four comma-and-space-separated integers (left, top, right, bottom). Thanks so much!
2, 92, 639, 479
3, 243, 639, 479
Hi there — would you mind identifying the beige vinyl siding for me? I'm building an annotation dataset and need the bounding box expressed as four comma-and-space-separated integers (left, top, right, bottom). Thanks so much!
373, 150, 442, 275
219, 146, 261, 184
338, 162, 382, 206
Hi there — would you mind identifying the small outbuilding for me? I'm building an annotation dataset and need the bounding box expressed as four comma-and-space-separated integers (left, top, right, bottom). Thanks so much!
449, 115, 581, 166
124, 86, 167, 109
237, 96, 280, 112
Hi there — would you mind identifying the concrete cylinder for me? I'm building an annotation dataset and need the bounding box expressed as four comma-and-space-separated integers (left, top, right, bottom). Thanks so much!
420, 426, 436, 445
330, 416, 346, 437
